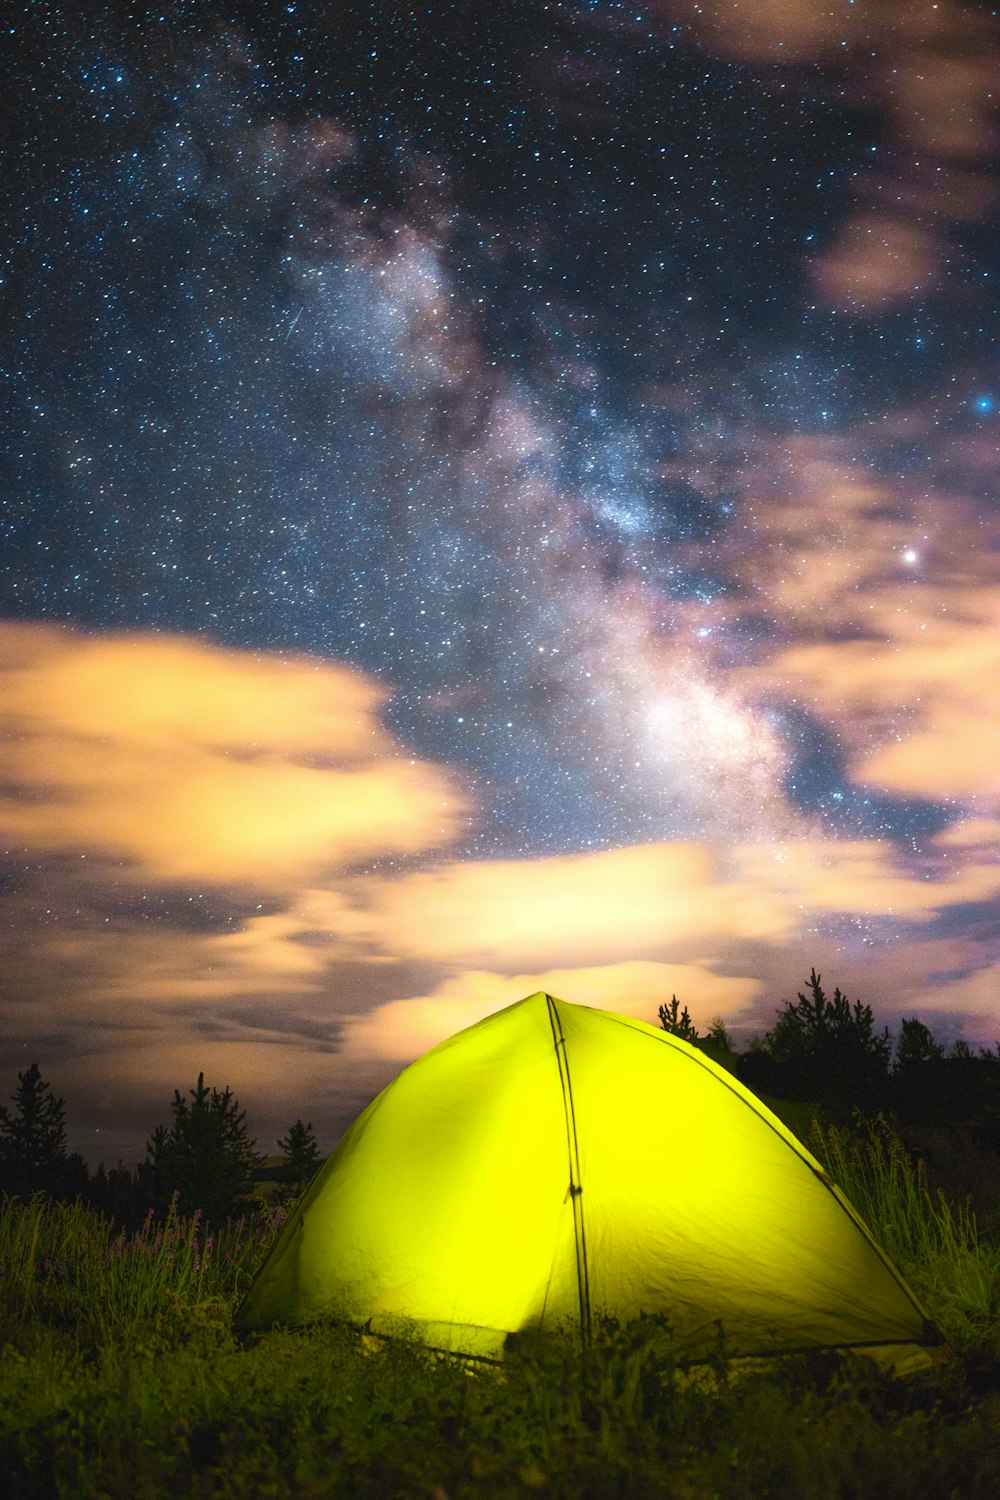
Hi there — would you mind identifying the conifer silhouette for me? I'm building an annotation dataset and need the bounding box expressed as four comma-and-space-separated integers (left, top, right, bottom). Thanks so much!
277, 1118, 322, 1202
0, 1062, 86, 1199
141, 1072, 262, 1223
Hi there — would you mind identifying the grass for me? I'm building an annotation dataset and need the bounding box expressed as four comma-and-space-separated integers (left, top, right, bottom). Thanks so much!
1, 1119, 999, 1498
810, 1114, 1000, 1355
0, 1195, 263, 1349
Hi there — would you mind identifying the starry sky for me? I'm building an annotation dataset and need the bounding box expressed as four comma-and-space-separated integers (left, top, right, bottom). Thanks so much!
2, 0, 998, 1165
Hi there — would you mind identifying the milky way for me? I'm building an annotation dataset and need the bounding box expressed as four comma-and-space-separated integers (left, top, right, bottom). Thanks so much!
2, 2, 998, 1156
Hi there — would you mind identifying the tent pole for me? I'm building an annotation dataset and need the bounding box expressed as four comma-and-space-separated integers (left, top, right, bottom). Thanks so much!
545, 994, 592, 1349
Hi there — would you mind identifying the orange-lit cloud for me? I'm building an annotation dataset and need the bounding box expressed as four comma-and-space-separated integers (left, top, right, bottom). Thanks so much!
344, 843, 767, 967
0, 624, 466, 886
812, 214, 942, 313
736, 439, 913, 620
760, 587, 1000, 801
24, 828, 982, 1023
724, 436, 999, 810
329, 833, 1000, 976
668, 0, 852, 63
343, 961, 762, 1061
666, 0, 999, 314
731, 837, 1000, 921
881, 10, 998, 162
729, 434, 994, 632
933, 817, 1000, 851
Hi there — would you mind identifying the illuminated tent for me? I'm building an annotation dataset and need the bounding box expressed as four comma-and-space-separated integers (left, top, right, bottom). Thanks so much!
237, 992, 943, 1370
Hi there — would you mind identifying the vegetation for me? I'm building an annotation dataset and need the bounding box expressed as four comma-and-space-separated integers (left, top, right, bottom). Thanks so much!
731, 969, 892, 1115
276, 1118, 323, 1203
657, 995, 700, 1042
1, 1114, 998, 1498
0, 1062, 324, 1230
719, 971, 1000, 1127
1, 972, 992, 1230
894, 1017, 945, 1070
140, 1073, 264, 1225
658, 1000, 738, 1074
0, 973, 996, 1493
810, 1114, 1000, 1355
767, 968, 891, 1113
0, 1064, 88, 1202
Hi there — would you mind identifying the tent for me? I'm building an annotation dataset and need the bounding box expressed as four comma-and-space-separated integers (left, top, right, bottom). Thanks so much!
237, 992, 944, 1371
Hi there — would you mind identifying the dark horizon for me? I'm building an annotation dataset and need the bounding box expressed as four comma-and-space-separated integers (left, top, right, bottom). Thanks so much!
6, 979, 997, 1172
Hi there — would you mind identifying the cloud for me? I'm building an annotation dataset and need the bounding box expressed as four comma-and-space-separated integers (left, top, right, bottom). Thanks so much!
668, 0, 851, 63
934, 817, 1000, 851
722, 438, 999, 809
2, 621, 997, 1157
346, 843, 769, 967
907, 966, 1000, 1037
759, 587, 1000, 802
881, 9, 998, 162
724, 434, 994, 635
732, 437, 913, 621
343, 961, 763, 1061
731, 838, 1000, 921
0, 624, 466, 886
812, 214, 942, 313
333, 833, 1000, 979
665, 0, 999, 314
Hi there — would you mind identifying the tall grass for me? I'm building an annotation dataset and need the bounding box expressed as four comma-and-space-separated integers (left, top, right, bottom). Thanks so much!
2, 1119, 997, 1359
810, 1114, 1000, 1350
0, 1193, 283, 1350
2, 1119, 997, 1356
0, 1146, 998, 1499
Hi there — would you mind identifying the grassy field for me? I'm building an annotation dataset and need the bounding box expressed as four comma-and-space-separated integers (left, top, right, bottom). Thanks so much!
2, 1118, 999, 1499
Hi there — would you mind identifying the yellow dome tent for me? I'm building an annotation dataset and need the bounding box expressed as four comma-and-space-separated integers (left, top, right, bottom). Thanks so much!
237, 992, 944, 1371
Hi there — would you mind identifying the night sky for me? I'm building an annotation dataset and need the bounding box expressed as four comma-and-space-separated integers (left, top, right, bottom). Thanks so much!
2, 0, 998, 1165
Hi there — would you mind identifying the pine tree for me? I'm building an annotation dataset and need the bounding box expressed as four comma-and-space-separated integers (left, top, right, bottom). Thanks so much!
141, 1073, 263, 1224
276, 1119, 322, 1202
764, 969, 890, 1114
657, 996, 700, 1042
0, 1063, 84, 1198
699, 1016, 738, 1075
894, 1017, 944, 1070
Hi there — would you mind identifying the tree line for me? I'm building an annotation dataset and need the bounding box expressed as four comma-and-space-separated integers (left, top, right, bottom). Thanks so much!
2, 970, 997, 1223
0, 1066, 321, 1227
659, 969, 1000, 1128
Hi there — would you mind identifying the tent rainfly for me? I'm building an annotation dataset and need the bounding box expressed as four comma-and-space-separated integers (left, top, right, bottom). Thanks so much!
236, 992, 945, 1372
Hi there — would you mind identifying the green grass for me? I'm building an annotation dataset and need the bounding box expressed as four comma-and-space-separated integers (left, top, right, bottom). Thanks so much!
810, 1114, 1000, 1355
1, 1121, 999, 1499
0, 1194, 264, 1350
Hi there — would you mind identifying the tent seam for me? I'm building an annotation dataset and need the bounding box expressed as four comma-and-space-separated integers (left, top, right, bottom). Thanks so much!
545, 993, 592, 1347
